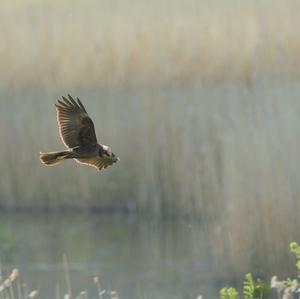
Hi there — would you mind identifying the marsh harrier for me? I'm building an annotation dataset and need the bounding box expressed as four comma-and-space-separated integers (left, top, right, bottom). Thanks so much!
40, 95, 119, 171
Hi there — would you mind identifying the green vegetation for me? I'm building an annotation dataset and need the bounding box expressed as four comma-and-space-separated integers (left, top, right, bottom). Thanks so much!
2, 242, 300, 298
220, 287, 239, 299
219, 274, 268, 299
0, 226, 15, 263
211, 242, 300, 299
243, 273, 267, 299
290, 242, 300, 271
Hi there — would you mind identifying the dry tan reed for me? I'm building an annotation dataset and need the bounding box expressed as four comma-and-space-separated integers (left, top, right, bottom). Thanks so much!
0, 0, 299, 88
0, 267, 119, 299
0, 268, 38, 299
63, 254, 72, 299
0, 1, 299, 219
93, 276, 105, 299
2, 84, 300, 281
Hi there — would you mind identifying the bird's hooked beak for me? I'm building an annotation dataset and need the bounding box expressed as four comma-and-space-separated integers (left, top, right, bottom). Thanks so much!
113, 156, 120, 162
110, 152, 120, 163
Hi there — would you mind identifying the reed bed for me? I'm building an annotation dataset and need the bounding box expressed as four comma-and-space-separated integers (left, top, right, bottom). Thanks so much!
0, 0, 300, 277
0, 264, 119, 299
1, 84, 300, 219
2, 83, 300, 276
0, 0, 299, 88
1, 0, 300, 216
0, 268, 38, 299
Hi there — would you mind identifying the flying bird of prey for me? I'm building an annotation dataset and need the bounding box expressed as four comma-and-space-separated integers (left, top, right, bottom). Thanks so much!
40, 95, 120, 171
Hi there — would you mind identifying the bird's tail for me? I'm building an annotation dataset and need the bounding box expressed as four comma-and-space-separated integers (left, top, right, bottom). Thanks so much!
39, 150, 72, 166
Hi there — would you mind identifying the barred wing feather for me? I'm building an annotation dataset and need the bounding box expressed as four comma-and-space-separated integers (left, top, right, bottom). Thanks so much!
55, 95, 98, 148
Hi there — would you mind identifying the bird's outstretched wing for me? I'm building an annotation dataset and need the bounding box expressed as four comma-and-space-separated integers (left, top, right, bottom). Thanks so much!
75, 157, 115, 171
55, 95, 98, 148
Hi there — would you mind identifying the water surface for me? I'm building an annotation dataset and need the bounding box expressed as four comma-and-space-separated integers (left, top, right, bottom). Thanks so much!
0, 212, 295, 299
0, 212, 227, 299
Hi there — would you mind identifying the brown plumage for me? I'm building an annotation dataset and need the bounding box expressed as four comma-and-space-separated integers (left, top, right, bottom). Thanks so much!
40, 95, 119, 171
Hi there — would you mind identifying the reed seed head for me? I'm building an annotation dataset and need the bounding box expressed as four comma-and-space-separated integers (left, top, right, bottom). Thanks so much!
3, 279, 11, 288
110, 291, 119, 299
29, 290, 39, 298
9, 269, 19, 281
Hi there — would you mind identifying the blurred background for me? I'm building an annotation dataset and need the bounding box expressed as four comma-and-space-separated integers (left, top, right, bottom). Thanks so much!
0, 0, 300, 298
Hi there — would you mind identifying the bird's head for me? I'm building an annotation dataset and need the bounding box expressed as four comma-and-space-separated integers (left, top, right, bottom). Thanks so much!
102, 145, 120, 163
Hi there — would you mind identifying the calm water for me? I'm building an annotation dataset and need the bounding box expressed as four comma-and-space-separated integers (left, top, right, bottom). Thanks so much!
0, 212, 295, 299
0, 212, 226, 299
